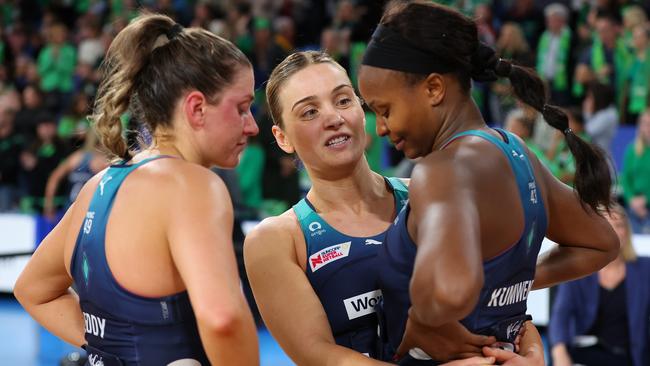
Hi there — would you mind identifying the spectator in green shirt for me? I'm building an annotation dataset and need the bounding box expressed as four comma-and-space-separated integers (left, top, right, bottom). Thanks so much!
621, 110, 650, 233
37, 22, 76, 112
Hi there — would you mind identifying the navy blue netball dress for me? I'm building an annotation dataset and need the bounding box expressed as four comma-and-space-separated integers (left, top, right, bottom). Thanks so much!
294, 177, 408, 358
71, 157, 209, 366
379, 129, 547, 365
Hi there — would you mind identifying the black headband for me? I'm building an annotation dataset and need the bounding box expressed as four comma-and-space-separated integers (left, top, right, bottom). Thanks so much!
361, 24, 454, 75
166, 23, 184, 40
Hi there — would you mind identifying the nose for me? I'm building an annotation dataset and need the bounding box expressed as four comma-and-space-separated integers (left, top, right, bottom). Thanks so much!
244, 114, 259, 136
324, 108, 344, 130
375, 116, 388, 137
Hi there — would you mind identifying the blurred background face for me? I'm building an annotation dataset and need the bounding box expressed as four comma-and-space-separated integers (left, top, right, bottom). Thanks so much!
596, 18, 618, 46
22, 87, 41, 108
546, 13, 566, 33
36, 121, 56, 141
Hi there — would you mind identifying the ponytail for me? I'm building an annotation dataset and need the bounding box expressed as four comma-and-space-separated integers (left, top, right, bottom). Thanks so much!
495, 60, 613, 213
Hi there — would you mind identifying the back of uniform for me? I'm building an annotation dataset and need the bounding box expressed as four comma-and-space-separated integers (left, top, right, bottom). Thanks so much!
294, 177, 408, 358
70, 156, 209, 366
378, 129, 548, 365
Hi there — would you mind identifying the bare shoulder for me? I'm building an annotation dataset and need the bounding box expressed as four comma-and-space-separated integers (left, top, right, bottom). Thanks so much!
245, 210, 301, 250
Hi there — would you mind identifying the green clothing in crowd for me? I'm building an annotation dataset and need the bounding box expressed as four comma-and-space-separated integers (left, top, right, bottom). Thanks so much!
236, 143, 265, 210
621, 143, 650, 204
37, 43, 76, 93
364, 112, 384, 174
626, 48, 650, 115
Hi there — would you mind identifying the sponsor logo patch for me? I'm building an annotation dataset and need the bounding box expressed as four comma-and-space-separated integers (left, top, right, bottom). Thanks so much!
309, 242, 351, 272
343, 289, 383, 320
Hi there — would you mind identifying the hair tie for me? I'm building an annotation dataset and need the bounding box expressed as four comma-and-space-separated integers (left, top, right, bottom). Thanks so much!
563, 127, 573, 135
166, 23, 184, 40
494, 58, 512, 77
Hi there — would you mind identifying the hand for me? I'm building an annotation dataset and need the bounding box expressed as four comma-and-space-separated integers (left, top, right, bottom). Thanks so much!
395, 318, 495, 362
43, 203, 57, 221
482, 345, 544, 366
441, 356, 496, 366
596, 65, 612, 80
630, 196, 648, 218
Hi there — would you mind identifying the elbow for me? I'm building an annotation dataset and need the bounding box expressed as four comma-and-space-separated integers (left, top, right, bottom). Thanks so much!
194, 305, 248, 337
604, 229, 620, 263
410, 272, 482, 325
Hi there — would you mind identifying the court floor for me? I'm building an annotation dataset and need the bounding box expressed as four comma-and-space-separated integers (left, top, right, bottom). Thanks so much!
0, 296, 295, 366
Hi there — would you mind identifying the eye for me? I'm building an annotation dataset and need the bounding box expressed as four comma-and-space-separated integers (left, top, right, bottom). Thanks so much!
335, 96, 352, 107
300, 108, 318, 120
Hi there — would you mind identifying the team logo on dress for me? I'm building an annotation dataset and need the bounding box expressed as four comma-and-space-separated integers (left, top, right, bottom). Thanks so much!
309, 242, 351, 272
308, 221, 326, 236
364, 239, 382, 245
167, 359, 202, 366
99, 175, 112, 196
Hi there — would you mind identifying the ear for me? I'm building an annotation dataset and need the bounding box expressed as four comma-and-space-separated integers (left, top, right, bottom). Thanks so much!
423, 73, 445, 107
272, 125, 295, 154
183, 91, 208, 130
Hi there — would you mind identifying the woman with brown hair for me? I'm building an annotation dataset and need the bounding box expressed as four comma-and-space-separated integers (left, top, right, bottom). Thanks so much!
14, 13, 259, 365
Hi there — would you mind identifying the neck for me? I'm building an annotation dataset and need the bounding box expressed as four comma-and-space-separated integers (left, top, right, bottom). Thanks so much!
143, 132, 204, 166
306, 158, 387, 214
430, 96, 487, 152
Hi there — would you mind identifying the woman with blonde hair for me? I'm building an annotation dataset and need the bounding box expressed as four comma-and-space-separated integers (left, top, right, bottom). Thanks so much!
550, 204, 650, 366
621, 110, 650, 233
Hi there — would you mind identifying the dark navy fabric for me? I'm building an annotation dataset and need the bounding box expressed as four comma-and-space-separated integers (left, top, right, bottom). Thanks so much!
70, 156, 209, 366
294, 177, 408, 358
68, 152, 95, 203
378, 129, 548, 364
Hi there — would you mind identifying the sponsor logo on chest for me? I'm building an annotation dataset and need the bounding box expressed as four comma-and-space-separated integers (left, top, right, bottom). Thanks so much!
343, 289, 383, 320
309, 241, 351, 272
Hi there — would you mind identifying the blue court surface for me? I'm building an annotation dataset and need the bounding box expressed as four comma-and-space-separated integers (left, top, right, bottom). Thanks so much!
0, 296, 295, 366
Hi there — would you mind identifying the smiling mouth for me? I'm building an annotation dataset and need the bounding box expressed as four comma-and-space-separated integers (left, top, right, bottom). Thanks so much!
326, 135, 350, 146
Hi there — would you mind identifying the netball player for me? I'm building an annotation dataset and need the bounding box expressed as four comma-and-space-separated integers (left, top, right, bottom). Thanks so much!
14, 14, 259, 365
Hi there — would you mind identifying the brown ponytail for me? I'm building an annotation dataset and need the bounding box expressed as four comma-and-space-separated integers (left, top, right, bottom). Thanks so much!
91, 13, 250, 161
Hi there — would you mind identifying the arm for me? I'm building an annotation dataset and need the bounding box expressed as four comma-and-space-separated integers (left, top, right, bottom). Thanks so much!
13, 201, 86, 347
532, 160, 618, 289
167, 169, 258, 365
44, 152, 80, 218
244, 218, 390, 366
407, 159, 483, 326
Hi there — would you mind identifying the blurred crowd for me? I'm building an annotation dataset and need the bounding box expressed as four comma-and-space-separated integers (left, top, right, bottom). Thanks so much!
0, 0, 649, 235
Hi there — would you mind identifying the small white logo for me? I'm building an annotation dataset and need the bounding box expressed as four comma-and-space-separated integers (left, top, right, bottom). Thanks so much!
343, 290, 383, 320
309, 242, 351, 272
506, 319, 524, 341
88, 354, 104, 366
365, 239, 382, 245
528, 182, 538, 204
308, 221, 326, 236
99, 175, 113, 196
83, 211, 95, 234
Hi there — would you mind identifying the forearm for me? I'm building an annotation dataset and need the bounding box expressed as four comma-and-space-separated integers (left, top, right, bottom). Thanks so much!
533, 245, 615, 289
307, 342, 391, 366
18, 288, 85, 347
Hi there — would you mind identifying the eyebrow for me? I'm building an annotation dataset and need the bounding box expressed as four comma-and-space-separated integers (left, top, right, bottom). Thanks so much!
290, 84, 353, 111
